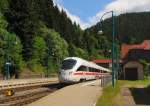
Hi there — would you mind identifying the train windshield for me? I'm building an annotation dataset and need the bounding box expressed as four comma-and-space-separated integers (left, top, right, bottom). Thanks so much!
61, 59, 77, 70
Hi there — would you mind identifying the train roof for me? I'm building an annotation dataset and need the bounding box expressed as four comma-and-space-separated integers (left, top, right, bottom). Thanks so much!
64, 57, 111, 72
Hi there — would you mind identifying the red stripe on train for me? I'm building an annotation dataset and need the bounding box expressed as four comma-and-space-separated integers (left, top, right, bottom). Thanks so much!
73, 71, 111, 76
73, 71, 99, 75
73, 72, 82, 75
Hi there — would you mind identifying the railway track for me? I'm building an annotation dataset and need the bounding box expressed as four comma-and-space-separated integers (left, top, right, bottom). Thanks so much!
0, 78, 58, 90
0, 83, 65, 106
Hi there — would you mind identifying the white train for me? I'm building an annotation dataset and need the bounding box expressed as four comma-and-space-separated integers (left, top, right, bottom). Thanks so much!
58, 57, 111, 83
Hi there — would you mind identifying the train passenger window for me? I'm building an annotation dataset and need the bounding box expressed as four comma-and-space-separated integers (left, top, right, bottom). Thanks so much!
77, 66, 87, 71
89, 68, 101, 72
95, 69, 100, 72
61, 59, 77, 70
89, 67, 94, 72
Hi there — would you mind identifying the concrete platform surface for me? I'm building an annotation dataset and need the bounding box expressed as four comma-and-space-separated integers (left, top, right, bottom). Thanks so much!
29, 80, 102, 106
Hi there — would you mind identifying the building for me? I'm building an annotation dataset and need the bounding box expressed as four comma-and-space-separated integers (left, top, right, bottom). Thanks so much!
121, 40, 150, 80
92, 59, 112, 69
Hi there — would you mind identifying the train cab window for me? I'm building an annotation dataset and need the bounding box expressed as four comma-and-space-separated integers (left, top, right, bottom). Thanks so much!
77, 66, 87, 71
61, 59, 77, 70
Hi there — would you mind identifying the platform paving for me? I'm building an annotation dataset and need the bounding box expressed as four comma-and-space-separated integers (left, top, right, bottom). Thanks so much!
29, 80, 102, 106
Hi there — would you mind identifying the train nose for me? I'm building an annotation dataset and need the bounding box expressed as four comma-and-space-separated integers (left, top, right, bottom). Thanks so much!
58, 71, 66, 81
58, 70, 72, 82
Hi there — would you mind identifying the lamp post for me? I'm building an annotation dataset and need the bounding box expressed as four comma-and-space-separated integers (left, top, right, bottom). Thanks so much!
5, 34, 11, 80
98, 11, 116, 87
4, 34, 18, 80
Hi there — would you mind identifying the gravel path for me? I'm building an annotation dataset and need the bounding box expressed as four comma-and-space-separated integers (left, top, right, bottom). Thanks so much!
29, 80, 102, 106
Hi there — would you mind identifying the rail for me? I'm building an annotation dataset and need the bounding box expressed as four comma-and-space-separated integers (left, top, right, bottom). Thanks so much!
0, 74, 57, 79
0, 78, 58, 90
0, 83, 63, 106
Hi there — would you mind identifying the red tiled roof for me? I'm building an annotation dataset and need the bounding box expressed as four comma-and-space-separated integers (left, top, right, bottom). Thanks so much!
93, 59, 112, 63
121, 40, 150, 59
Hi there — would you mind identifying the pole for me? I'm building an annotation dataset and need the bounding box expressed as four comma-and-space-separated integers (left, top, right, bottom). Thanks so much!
6, 63, 10, 79
6, 34, 10, 79
115, 39, 119, 80
112, 11, 115, 87
98, 11, 116, 87
47, 54, 50, 78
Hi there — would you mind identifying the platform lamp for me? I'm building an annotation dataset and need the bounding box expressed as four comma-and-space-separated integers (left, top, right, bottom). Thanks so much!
98, 11, 116, 88
5, 34, 18, 80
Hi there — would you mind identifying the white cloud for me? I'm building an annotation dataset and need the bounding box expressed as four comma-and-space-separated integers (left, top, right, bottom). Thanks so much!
53, 0, 150, 29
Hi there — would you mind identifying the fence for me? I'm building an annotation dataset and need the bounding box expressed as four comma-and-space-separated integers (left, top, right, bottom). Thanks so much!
101, 74, 112, 87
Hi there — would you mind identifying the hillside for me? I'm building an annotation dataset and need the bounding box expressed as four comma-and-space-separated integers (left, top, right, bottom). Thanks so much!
1, 0, 150, 77
87, 12, 150, 44
0, 0, 107, 77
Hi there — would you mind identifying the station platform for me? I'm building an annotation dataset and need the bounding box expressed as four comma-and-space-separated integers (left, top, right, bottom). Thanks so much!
0, 78, 58, 90
29, 80, 102, 106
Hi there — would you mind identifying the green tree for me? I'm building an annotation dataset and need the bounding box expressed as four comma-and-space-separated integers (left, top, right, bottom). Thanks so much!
0, 12, 23, 77
98, 36, 111, 58
0, 12, 7, 73
83, 31, 99, 57
5, 33, 23, 75
68, 44, 88, 59
6, 0, 40, 61
27, 36, 47, 72
40, 26, 69, 68
0, 0, 9, 13
76, 48, 89, 59
140, 59, 150, 77
31, 36, 47, 64
0, 12, 7, 29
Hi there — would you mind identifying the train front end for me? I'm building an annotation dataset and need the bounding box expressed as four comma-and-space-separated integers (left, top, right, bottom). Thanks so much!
58, 58, 77, 83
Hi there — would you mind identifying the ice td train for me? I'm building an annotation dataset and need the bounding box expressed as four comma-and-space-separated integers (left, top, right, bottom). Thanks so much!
58, 57, 111, 83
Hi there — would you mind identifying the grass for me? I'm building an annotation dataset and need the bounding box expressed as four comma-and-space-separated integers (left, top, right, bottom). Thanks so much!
96, 81, 124, 106
96, 76, 150, 106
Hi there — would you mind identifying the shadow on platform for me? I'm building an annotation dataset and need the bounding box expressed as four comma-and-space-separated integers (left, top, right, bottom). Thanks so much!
130, 86, 150, 105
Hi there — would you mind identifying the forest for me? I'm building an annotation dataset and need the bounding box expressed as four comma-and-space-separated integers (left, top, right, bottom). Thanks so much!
0, 0, 150, 77
87, 12, 150, 44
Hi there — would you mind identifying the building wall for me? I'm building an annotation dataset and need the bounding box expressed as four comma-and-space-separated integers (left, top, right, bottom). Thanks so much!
123, 61, 144, 80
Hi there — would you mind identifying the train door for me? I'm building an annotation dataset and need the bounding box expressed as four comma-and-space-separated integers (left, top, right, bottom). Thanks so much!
89, 67, 95, 79
77, 65, 87, 81
86, 67, 89, 80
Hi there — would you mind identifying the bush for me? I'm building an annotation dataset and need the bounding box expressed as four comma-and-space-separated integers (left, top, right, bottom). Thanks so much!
27, 60, 45, 73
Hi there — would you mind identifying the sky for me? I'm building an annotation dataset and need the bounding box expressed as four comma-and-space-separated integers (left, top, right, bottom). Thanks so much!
53, 0, 150, 29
